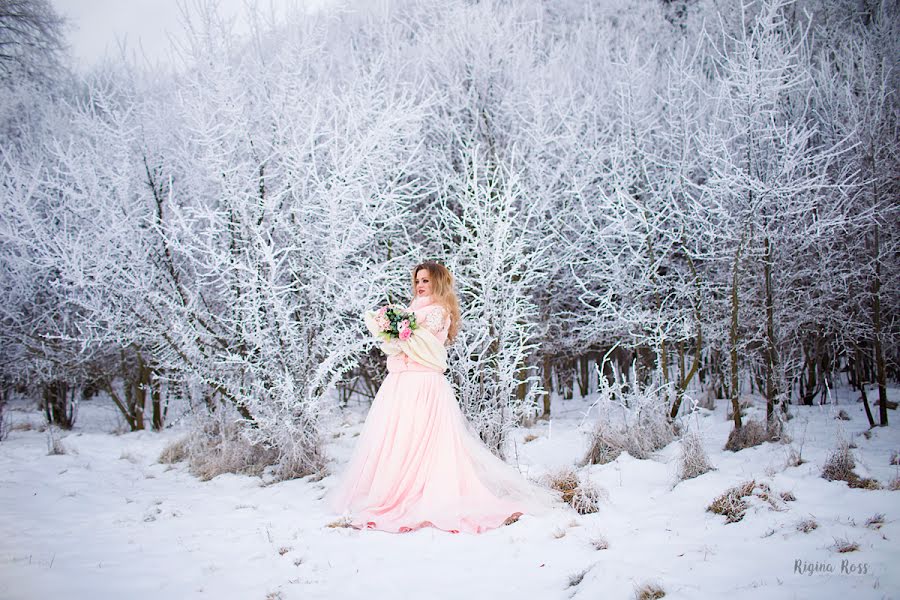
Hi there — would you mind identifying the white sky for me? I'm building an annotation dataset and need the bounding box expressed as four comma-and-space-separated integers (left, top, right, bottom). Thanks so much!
50, 0, 333, 70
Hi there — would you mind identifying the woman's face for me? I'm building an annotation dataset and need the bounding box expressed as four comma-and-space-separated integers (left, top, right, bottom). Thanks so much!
415, 269, 433, 297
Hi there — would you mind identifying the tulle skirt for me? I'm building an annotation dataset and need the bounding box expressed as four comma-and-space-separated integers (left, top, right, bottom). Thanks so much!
325, 369, 556, 534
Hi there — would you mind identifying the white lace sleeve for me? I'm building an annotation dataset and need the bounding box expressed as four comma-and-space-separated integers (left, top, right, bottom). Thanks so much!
421, 306, 449, 335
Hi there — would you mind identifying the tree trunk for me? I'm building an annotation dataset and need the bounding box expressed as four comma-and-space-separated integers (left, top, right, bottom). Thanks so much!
43, 380, 76, 429
670, 326, 701, 420
872, 221, 888, 426
729, 233, 745, 429
855, 343, 876, 428
541, 353, 552, 418
763, 235, 780, 423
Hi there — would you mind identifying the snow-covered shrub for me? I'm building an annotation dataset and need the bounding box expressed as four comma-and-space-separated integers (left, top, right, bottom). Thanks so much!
677, 428, 714, 482
567, 568, 589, 588
158, 436, 190, 465
796, 517, 818, 533
724, 418, 782, 452
571, 484, 604, 516
590, 533, 609, 551
707, 480, 784, 524
584, 420, 626, 465
325, 516, 353, 529
820, 438, 881, 489
45, 424, 67, 456
543, 468, 604, 515
433, 149, 548, 457
865, 514, 885, 530
180, 408, 279, 482
584, 362, 676, 465
633, 581, 666, 600
830, 537, 860, 553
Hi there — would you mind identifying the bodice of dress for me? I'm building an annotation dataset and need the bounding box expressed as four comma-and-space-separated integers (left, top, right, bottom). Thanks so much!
386, 299, 450, 374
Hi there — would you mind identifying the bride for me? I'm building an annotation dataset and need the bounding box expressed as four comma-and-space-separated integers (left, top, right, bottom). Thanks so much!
326, 260, 557, 534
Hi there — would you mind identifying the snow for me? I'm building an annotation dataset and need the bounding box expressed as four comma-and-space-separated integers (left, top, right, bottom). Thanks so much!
1, 391, 899, 600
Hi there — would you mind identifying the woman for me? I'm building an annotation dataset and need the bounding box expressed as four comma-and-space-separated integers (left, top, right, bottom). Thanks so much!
326, 261, 556, 534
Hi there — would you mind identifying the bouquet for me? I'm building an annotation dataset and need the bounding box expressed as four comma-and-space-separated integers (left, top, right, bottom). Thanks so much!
361, 302, 448, 372
366, 304, 419, 342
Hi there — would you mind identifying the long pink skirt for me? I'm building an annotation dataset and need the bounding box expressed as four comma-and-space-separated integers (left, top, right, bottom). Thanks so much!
325, 369, 556, 534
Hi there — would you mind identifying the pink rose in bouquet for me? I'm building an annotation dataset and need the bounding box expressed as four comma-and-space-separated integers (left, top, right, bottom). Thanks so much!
398, 319, 412, 340
366, 304, 418, 342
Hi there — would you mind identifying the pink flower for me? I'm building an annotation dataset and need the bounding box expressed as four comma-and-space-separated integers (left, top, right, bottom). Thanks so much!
398, 319, 412, 340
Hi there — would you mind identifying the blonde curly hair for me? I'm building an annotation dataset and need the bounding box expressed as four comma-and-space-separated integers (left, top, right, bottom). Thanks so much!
411, 260, 461, 343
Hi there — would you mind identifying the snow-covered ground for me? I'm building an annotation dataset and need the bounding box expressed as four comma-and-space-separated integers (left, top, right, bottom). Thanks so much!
1, 389, 898, 600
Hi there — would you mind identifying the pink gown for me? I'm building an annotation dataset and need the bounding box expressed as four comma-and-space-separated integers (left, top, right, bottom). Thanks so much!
325, 294, 556, 534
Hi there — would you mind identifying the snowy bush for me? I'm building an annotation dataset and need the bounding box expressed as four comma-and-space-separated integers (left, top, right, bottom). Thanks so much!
584, 360, 676, 465
796, 517, 818, 533
707, 480, 784, 524
677, 428, 714, 482
819, 438, 881, 489
724, 414, 787, 452
633, 581, 666, 600
543, 467, 604, 515
436, 152, 548, 456
178, 408, 279, 482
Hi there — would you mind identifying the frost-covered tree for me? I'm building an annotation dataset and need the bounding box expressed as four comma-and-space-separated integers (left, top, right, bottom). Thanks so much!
433, 146, 549, 455
698, 0, 853, 434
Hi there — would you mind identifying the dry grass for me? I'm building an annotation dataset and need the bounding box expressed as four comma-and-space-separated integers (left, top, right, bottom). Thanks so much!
724, 419, 782, 452
708, 481, 756, 523
707, 480, 783, 524
571, 484, 604, 515
634, 581, 666, 599
830, 537, 859, 553
888, 476, 900, 491
46, 426, 68, 456
836, 410, 850, 421
523, 433, 539, 443
172, 417, 280, 481
677, 429, 714, 482
889, 450, 899, 466
821, 439, 881, 489
785, 446, 805, 468
822, 439, 856, 481
567, 568, 589, 588
780, 491, 796, 502
590, 534, 609, 550
158, 436, 190, 464
544, 468, 603, 515
584, 414, 676, 465
583, 373, 676, 465
584, 421, 625, 465
325, 517, 353, 529
10, 421, 35, 432
865, 514, 885, 530
796, 517, 818, 533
